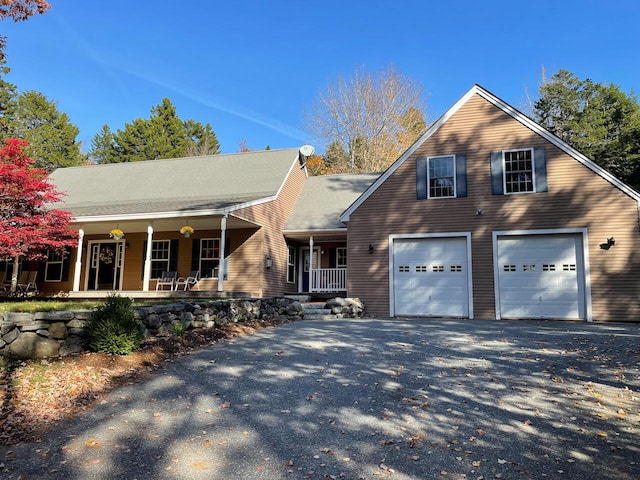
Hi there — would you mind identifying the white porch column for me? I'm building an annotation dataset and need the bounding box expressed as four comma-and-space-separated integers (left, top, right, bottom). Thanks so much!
143, 224, 154, 291
72, 229, 84, 292
309, 235, 314, 293
217, 214, 228, 292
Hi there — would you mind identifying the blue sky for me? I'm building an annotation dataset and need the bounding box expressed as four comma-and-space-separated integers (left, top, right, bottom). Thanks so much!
2, 0, 639, 154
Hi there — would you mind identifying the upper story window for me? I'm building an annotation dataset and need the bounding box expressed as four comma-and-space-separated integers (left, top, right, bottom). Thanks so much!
416, 154, 467, 200
491, 147, 547, 195
428, 155, 456, 198
504, 149, 534, 193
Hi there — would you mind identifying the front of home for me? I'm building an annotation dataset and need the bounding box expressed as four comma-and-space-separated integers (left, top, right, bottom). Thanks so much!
3, 85, 640, 322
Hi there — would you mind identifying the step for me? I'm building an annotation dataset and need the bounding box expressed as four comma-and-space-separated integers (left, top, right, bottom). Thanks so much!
301, 302, 338, 320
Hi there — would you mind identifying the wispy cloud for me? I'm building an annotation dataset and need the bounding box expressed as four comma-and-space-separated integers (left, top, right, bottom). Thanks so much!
124, 70, 309, 142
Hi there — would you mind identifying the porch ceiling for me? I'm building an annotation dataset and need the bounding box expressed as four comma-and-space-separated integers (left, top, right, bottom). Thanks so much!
74, 214, 259, 236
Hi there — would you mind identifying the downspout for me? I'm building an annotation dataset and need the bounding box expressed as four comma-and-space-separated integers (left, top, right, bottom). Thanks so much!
143, 224, 153, 291
217, 213, 228, 292
72, 228, 84, 292
309, 235, 314, 293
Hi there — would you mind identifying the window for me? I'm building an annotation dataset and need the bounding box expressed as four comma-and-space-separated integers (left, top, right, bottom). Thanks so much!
200, 238, 221, 278
417, 154, 466, 200
44, 251, 64, 282
428, 155, 455, 198
491, 147, 547, 195
151, 240, 171, 278
287, 246, 296, 283
504, 149, 534, 193
336, 247, 347, 268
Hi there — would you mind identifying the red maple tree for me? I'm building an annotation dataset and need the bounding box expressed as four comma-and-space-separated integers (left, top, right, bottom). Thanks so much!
0, 138, 77, 292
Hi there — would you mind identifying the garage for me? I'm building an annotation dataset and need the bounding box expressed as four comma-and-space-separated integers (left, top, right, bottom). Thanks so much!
495, 233, 586, 320
392, 236, 471, 317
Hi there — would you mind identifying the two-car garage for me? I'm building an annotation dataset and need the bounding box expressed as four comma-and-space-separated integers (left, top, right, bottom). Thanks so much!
390, 231, 589, 320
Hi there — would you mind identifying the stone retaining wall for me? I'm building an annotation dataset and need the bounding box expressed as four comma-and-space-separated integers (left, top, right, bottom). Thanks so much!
0, 297, 304, 361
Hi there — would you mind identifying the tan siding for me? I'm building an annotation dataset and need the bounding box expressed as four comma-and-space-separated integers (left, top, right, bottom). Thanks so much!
234, 162, 307, 296
348, 94, 640, 321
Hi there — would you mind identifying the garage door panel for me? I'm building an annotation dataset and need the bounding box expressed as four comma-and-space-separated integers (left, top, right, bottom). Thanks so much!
393, 237, 469, 317
497, 234, 585, 320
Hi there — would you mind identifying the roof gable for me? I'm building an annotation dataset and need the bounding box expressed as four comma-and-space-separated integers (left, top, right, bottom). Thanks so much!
339, 85, 640, 222
49, 148, 303, 219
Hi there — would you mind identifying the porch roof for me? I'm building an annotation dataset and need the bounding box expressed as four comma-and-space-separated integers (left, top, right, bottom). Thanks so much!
284, 172, 380, 235
48, 148, 301, 219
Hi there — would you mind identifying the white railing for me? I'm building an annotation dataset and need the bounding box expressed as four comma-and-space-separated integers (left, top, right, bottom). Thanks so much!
311, 268, 347, 292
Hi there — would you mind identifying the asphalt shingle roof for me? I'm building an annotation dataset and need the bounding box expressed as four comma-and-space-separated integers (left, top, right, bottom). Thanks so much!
284, 172, 380, 231
48, 149, 299, 217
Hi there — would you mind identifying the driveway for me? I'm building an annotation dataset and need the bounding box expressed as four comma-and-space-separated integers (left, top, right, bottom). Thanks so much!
1, 318, 639, 480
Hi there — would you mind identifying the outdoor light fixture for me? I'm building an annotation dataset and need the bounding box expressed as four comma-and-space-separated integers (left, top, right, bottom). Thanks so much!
476, 209, 484, 216
369, 244, 374, 253
264, 257, 273, 268
607, 237, 615, 247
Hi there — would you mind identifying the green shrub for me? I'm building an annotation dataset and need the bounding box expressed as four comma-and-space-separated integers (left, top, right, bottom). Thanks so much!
83, 294, 144, 355
172, 320, 186, 337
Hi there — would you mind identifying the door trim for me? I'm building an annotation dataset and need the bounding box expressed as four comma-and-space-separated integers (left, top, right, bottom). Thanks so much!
388, 232, 473, 318
492, 228, 592, 322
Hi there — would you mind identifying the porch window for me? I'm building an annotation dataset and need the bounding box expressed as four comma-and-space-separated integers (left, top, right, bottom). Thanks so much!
200, 238, 221, 278
44, 251, 64, 282
287, 246, 296, 283
151, 240, 171, 278
337, 247, 347, 268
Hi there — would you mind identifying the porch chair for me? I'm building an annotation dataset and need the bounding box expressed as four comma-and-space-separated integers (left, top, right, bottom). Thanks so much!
17, 271, 38, 295
175, 270, 200, 291
155, 271, 178, 291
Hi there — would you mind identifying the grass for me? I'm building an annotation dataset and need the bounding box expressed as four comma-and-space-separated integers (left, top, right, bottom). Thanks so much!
0, 300, 100, 313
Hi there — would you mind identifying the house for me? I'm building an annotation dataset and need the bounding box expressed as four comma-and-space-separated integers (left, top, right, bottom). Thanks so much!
339, 84, 640, 322
4, 84, 639, 322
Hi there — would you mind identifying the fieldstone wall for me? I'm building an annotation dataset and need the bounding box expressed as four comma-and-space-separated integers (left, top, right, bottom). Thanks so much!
324, 297, 365, 318
0, 297, 304, 361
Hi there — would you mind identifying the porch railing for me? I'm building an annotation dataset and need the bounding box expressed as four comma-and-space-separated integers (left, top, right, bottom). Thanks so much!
311, 268, 346, 292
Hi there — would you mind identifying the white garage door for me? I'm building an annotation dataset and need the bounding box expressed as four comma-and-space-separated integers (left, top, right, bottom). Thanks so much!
496, 234, 585, 319
393, 237, 469, 317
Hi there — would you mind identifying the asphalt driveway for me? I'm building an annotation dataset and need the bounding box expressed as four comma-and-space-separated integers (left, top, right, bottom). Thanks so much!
1, 318, 639, 480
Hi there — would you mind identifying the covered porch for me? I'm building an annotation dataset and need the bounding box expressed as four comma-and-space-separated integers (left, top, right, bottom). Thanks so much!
38, 213, 265, 298
286, 231, 348, 295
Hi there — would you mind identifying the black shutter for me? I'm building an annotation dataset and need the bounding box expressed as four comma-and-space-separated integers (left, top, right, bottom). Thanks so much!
416, 157, 428, 200
533, 147, 548, 192
141, 240, 147, 280
490, 150, 504, 195
62, 249, 71, 281
329, 248, 337, 268
455, 154, 467, 197
191, 238, 200, 271
169, 240, 179, 272
224, 237, 230, 280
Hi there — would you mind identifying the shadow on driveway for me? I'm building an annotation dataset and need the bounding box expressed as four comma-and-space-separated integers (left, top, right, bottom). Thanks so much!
2, 318, 639, 479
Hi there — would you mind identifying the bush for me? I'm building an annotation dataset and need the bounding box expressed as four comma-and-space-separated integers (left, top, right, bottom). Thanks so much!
83, 294, 144, 355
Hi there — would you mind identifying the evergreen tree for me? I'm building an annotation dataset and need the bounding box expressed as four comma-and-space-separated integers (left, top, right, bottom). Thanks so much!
12, 90, 85, 171
91, 98, 221, 162
534, 69, 640, 189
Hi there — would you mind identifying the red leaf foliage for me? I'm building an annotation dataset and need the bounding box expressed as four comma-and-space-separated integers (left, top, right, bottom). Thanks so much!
0, 0, 50, 22
0, 139, 77, 261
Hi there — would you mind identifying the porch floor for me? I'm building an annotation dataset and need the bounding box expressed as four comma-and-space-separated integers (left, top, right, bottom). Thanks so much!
61, 290, 260, 301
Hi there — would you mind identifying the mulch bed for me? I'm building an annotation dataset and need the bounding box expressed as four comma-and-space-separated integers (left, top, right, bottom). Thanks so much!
0, 317, 288, 446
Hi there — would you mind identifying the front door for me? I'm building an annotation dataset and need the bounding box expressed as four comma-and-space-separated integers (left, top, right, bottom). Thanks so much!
86, 241, 125, 290
301, 247, 320, 292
